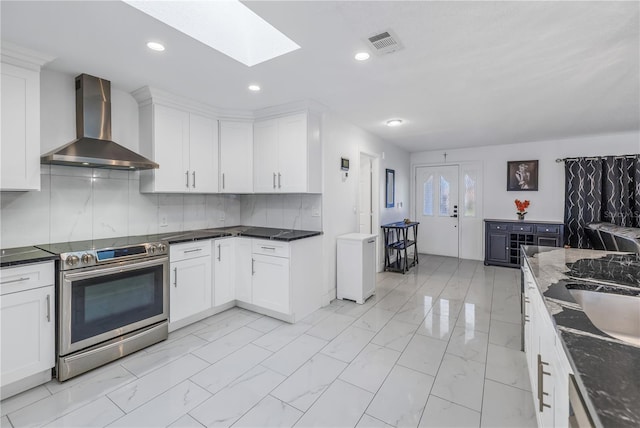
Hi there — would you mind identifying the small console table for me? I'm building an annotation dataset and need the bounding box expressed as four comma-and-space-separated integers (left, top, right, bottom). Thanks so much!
484, 219, 564, 268
381, 221, 419, 273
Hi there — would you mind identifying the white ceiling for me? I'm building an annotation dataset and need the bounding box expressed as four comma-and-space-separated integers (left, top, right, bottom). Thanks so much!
2, 1, 638, 153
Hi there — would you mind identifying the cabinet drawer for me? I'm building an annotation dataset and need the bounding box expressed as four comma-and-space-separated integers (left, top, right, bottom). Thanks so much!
170, 240, 212, 262
0, 261, 54, 295
536, 225, 560, 234
512, 224, 533, 233
488, 223, 510, 232
252, 239, 290, 258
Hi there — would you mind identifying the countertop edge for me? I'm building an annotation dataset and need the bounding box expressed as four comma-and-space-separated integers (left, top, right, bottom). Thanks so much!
522, 247, 640, 428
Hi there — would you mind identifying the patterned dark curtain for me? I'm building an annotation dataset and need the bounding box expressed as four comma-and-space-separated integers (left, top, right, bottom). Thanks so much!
564, 155, 640, 248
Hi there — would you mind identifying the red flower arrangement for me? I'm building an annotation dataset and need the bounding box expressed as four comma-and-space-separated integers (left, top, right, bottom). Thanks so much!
515, 199, 530, 215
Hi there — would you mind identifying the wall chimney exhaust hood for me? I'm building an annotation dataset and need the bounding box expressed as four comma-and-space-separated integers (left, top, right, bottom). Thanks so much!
41, 74, 158, 170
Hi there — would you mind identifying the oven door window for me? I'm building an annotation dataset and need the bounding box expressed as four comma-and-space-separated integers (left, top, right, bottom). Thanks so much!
71, 265, 164, 344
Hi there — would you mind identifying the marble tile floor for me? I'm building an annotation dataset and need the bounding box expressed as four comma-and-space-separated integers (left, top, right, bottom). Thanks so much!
1, 255, 536, 428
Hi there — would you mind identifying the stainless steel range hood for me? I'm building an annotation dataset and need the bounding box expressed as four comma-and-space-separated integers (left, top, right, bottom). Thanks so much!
41, 74, 158, 170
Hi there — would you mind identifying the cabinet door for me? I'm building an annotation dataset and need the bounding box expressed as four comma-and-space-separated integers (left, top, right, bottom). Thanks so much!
1, 286, 54, 386
1, 63, 40, 191
252, 254, 289, 314
170, 257, 212, 324
277, 113, 307, 193
213, 239, 234, 306
253, 119, 279, 193
220, 121, 253, 193
153, 105, 190, 192
487, 232, 509, 263
189, 113, 219, 192
235, 238, 253, 304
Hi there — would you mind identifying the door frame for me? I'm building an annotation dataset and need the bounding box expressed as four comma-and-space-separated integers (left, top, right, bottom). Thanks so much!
411, 161, 484, 261
359, 151, 381, 270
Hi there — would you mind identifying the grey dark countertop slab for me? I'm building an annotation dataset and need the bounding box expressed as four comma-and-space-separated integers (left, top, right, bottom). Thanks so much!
0, 246, 57, 268
523, 246, 640, 428
160, 226, 321, 243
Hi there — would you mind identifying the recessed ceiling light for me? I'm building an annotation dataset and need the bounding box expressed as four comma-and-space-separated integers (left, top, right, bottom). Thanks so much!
125, 0, 300, 67
354, 52, 370, 61
146, 41, 165, 52
386, 119, 403, 127
248, 84, 261, 92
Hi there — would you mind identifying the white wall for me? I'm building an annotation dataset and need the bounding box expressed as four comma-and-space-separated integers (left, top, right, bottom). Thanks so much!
240, 194, 322, 231
321, 111, 411, 303
411, 131, 640, 258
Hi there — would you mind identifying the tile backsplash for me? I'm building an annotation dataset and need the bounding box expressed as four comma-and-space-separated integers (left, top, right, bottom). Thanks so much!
0, 166, 322, 248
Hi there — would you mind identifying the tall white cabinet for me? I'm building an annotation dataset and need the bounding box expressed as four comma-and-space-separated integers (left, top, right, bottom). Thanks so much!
1, 261, 55, 399
134, 87, 219, 193
253, 111, 322, 193
220, 120, 253, 193
1, 44, 52, 191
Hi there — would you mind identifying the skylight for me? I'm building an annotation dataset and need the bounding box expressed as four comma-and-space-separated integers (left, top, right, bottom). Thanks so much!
123, 0, 300, 67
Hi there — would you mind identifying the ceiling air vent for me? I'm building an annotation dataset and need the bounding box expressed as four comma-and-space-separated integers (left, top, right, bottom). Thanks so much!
366, 30, 404, 55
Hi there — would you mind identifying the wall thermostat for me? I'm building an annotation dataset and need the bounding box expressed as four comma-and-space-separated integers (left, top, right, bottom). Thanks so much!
341, 158, 349, 171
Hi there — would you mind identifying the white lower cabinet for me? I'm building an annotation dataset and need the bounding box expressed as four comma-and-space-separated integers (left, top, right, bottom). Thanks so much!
235, 238, 253, 304
169, 241, 212, 326
252, 253, 290, 314
523, 263, 572, 427
242, 236, 322, 323
1, 261, 55, 399
213, 238, 234, 306
167, 235, 322, 329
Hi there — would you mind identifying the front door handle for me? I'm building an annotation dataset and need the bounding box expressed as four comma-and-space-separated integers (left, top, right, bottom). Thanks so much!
450, 214, 458, 218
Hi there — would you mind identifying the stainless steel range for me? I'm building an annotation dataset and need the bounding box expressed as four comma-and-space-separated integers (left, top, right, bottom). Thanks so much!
36, 236, 169, 381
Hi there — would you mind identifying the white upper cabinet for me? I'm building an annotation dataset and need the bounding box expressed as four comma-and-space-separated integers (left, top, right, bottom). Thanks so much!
1, 44, 52, 191
134, 87, 219, 193
219, 120, 253, 193
253, 111, 321, 193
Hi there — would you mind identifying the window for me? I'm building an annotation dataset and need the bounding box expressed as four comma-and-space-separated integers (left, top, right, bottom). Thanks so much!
439, 175, 450, 216
423, 176, 433, 216
464, 172, 476, 217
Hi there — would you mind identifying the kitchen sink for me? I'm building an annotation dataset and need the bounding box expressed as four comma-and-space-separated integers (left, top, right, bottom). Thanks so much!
568, 287, 640, 346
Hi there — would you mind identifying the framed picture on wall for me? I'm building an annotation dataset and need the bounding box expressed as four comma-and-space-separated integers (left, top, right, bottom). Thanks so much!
507, 160, 538, 191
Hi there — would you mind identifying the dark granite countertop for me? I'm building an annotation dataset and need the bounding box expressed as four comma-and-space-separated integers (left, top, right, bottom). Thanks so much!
0, 246, 57, 268
1, 227, 322, 266
523, 246, 640, 427
161, 226, 321, 243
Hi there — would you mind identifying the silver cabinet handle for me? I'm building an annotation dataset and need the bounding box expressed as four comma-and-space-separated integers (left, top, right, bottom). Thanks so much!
278, 172, 281, 189
251, 259, 255, 275
367, 239, 376, 243
185, 170, 189, 188
174, 267, 178, 287
192, 171, 196, 188
184, 248, 202, 254
260, 246, 276, 251
273, 173, 276, 189
222, 173, 225, 190
46, 294, 51, 322
537, 354, 552, 412
0, 276, 30, 285
217, 244, 221, 261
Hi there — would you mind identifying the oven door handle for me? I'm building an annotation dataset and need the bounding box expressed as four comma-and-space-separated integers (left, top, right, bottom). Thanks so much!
62, 257, 168, 281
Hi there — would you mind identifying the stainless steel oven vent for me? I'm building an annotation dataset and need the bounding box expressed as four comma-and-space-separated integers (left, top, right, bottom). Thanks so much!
41, 74, 158, 170
366, 30, 404, 55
